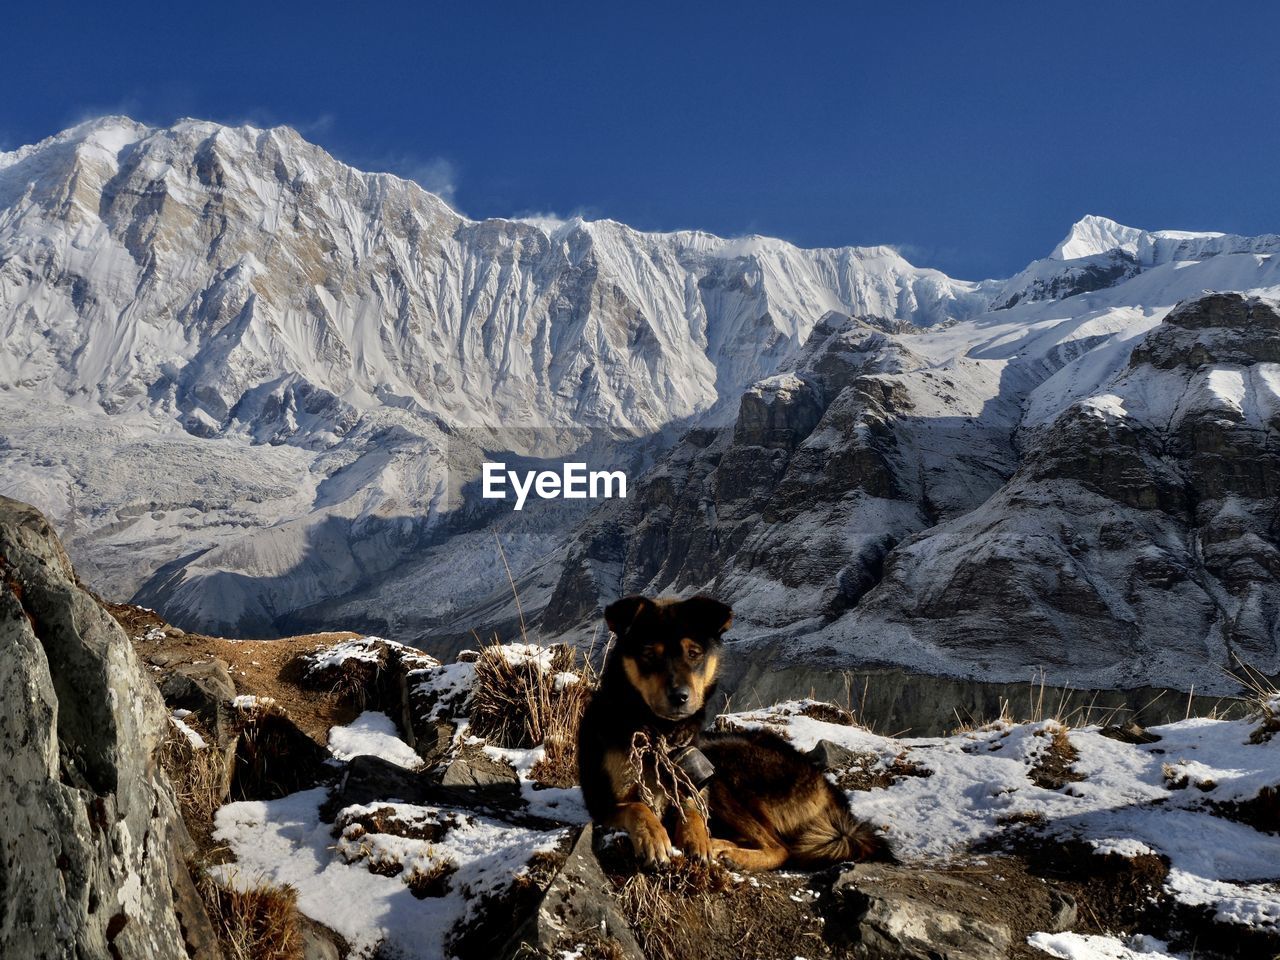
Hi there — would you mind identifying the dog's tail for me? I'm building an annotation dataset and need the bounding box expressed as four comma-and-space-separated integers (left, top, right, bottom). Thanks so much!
791, 802, 893, 868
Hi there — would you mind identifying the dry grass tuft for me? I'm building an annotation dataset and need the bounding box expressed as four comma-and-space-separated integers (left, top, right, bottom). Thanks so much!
835, 749, 931, 792
1028, 722, 1085, 790
546, 932, 629, 960
952, 672, 1130, 735
406, 858, 457, 899
470, 537, 599, 784
797, 700, 856, 726
469, 641, 573, 747
159, 718, 227, 829
1162, 762, 1190, 791
615, 859, 732, 960
468, 636, 598, 788
1229, 659, 1280, 744
196, 870, 302, 960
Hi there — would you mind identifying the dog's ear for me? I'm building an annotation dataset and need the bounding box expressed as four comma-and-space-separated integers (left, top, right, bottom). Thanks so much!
680, 596, 733, 640
604, 595, 652, 637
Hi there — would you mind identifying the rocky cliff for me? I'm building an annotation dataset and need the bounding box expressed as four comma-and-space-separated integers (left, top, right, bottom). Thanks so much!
534, 294, 1280, 692
0, 495, 214, 959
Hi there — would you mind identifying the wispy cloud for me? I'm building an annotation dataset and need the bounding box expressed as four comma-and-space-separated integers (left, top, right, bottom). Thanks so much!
401, 156, 459, 205
511, 206, 601, 231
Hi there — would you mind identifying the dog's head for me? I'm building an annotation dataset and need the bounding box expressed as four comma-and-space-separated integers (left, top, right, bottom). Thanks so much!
604, 595, 733, 721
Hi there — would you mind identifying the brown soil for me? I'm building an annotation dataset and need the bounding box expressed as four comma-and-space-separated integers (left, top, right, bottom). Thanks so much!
836, 750, 931, 792
1028, 726, 1086, 791
109, 601, 361, 742
798, 702, 856, 726
1213, 785, 1280, 835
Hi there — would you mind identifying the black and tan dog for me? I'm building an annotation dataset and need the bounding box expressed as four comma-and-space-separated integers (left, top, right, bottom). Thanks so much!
577, 594, 888, 870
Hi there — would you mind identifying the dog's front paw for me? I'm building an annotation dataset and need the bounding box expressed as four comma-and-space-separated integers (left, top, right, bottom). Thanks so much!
631, 818, 674, 867
674, 809, 712, 863
617, 803, 673, 867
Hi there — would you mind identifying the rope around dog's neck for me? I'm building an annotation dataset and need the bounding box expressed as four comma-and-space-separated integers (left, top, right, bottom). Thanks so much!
628, 730, 711, 823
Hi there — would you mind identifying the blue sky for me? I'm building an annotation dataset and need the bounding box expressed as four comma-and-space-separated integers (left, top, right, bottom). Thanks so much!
7, 1, 1279, 278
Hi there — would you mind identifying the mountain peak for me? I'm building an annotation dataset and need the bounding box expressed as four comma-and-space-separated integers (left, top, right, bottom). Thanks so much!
1049, 215, 1145, 261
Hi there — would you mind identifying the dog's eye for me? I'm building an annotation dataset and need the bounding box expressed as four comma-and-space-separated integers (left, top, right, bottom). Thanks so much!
640, 647, 661, 667
686, 645, 704, 662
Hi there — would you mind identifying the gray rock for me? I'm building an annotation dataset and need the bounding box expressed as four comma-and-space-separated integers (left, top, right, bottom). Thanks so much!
828, 864, 1012, 960
807, 738, 864, 771
331, 754, 435, 810
160, 659, 237, 746
440, 744, 520, 796
298, 917, 343, 960
413, 718, 457, 767
0, 495, 216, 959
1046, 888, 1078, 933
500, 825, 644, 960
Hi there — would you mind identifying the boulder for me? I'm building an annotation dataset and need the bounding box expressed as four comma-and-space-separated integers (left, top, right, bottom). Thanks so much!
329, 754, 435, 812
160, 659, 237, 746
826, 863, 1012, 960
807, 738, 864, 771
439, 743, 520, 796
499, 826, 644, 960
0, 495, 217, 959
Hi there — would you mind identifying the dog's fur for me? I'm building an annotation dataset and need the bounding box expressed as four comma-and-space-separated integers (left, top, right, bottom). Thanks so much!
577, 594, 888, 870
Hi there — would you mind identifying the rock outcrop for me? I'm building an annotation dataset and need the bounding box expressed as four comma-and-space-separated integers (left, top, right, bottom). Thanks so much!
542, 311, 1017, 633
853, 293, 1280, 685
536, 294, 1280, 694
0, 495, 216, 958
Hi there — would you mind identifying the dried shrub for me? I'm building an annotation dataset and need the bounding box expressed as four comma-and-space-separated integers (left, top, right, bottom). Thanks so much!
468, 640, 597, 788
835, 750, 931, 792
196, 871, 302, 960
1226, 657, 1280, 743
613, 858, 732, 960
406, 859, 457, 898
230, 701, 330, 801
798, 701, 856, 726
159, 718, 227, 829
1252, 695, 1280, 745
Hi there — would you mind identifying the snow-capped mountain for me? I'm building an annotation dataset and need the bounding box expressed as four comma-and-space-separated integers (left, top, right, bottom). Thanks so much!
2, 116, 1278, 693
522, 279, 1280, 691
0, 116, 987, 627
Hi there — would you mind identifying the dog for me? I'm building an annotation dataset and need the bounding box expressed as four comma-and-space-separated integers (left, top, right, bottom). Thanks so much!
577, 594, 888, 870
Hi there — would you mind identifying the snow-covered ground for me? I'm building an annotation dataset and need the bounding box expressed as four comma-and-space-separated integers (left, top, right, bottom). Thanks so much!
728, 700, 1280, 932
202, 634, 1280, 959
328, 711, 425, 769
213, 789, 568, 959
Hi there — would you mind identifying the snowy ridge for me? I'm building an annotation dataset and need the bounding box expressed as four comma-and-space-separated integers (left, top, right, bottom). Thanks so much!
1051, 213, 1280, 267
1, 116, 1280, 686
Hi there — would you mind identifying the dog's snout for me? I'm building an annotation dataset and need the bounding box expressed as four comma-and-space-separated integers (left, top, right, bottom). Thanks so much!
669, 686, 692, 707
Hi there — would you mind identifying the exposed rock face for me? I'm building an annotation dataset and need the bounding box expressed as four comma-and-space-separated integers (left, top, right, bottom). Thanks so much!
499, 827, 643, 960
542, 312, 1017, 633
538, 293, 1280, 694
0, 495, 212, 958
851, 293, 1280, 685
